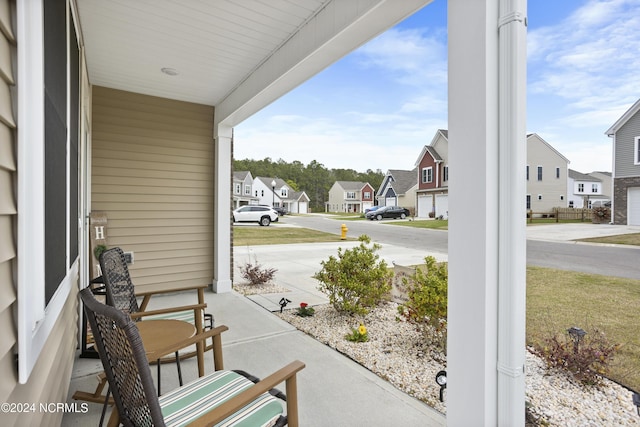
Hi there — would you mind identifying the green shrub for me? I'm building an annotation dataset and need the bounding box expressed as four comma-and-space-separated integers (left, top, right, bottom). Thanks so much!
397, 256, 448, 351
313, 235, 392, 316
533, 328, 620, 386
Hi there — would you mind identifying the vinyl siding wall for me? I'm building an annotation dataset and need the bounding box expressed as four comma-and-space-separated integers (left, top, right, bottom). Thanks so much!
1, 1, 78, 425
91, 86, 215, 293
527, 135, 568, 212
614, 113, 640, 178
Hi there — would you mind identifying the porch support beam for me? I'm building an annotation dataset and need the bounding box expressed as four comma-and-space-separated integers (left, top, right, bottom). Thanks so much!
212, 123, 233, 293
215, 0, 432, 127
447, 0, 527, 425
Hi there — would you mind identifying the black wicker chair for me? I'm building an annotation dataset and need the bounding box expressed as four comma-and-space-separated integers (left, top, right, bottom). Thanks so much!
99, 247, 214, 394
79, 288, 305, 427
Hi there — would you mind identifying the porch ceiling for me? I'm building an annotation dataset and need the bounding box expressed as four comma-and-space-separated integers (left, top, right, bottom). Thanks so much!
76, 0, 432, 125
75, 0, 331, 106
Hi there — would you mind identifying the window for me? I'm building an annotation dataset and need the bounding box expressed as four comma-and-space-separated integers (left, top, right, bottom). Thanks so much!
346, 191, 356, 199
592, 184, 598, 193
569, 200, 574, 208
538, 194, 542, 200
422, 167, 433, 183
234, 183, 241, 194
280, 188, 288, 197
18, 0, 81, 383
443, 166, 449, 182
526, 165, 529, 180
261, 190, 264, 197
526, 195, 531, 209
560, 195, 564, 201
556, 167, 560, 179
244, 185, 250, 195
363, 191, 371, 199
537, 166, 543, 181
578, 183, 584, 193
635, 136, 640, 165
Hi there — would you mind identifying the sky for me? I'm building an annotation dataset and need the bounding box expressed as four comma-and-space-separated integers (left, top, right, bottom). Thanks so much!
234, 0, 640, 174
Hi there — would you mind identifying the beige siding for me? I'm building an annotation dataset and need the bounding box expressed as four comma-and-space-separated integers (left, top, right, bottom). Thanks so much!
0, 1, 78, 426
527, 134, 569, 212
91, 86, 215, 293
0, 0, 17, 417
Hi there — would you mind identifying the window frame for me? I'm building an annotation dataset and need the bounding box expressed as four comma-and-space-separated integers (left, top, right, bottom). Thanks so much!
635, 136, 640, 165
578, 183, 584, 193
17, 0, 79, 384
422, 166, 433, 183
537, 166, 543, 181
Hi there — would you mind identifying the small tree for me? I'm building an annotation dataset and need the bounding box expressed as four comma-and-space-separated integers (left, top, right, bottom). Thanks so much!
397, 256, 448, 351
313, 235, 392, 316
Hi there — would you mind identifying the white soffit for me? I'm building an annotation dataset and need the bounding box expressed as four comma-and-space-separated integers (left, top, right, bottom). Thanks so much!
76, 0, 432, 124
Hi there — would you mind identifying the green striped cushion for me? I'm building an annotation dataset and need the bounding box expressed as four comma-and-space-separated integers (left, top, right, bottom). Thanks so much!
144, 310, 198, 324
158, 370, 283, 427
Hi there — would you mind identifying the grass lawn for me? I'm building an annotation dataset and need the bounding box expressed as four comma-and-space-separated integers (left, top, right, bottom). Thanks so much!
233, 225, 349, 246
577, 233, 640, 246
527, 266, 640, 392
388, 219, 449, 230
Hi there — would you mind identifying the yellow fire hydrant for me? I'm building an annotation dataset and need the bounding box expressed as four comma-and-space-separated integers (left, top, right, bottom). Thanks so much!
340, 223, 348, 240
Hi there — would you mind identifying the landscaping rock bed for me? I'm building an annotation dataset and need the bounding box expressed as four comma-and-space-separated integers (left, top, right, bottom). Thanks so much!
277, 302, 640, 426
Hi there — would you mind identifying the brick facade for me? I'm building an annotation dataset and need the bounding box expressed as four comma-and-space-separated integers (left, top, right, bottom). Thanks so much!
613, 176, 640, 224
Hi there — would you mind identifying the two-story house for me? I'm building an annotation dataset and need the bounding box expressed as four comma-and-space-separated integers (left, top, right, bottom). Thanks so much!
376, 169, 418, 212
526, 133, 570, 213
252, 177, 291, 209
415, 129, 449, 218
606, 98, 640, 225
567, 169, 609, 208
233, 171, 258, 208
327, 181, 375, 213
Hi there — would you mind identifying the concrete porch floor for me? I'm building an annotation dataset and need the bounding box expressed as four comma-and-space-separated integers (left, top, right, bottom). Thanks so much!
64, 287, 446, 426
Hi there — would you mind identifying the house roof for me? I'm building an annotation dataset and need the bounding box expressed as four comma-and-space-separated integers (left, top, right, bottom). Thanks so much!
382, 169, 418, 195
605, 98, 640, 136
256, 176, 288, 189
336, 181, 369, 191
414, 129, 447, 167
233, 171, 251, 181
290, 191, 311, 202
568, 169, 600, 182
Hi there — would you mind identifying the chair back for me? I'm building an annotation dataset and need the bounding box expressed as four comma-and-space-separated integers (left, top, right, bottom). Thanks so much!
80, 288, 165, 427
99, 247, 140, 317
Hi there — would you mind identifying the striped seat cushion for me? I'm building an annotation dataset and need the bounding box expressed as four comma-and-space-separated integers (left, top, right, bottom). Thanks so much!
158, 370, 283, 427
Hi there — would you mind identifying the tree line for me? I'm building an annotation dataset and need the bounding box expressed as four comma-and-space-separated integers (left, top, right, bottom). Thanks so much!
233, 157, 385, 210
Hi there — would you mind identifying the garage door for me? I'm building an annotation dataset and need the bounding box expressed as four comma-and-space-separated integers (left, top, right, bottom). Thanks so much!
628, 187, 640, 225
298, 202, 307, 214
435, 194, 448, 219
417, 195, 429, 218
385, 197, 396, 206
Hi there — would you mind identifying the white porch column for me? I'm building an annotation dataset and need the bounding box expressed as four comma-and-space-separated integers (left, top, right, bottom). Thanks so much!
447, 0, 527, 425
212, 123, 233, 293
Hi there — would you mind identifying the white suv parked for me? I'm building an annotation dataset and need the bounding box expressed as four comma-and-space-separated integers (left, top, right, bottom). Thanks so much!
233, 205, 279, 226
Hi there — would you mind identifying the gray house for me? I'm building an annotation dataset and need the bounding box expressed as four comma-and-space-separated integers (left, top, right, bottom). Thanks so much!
376, 169, 418, 211
606, 99, 640, 225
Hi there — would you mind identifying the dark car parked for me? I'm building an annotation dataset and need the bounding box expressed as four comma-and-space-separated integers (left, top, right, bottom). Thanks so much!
365, 205, 410, 220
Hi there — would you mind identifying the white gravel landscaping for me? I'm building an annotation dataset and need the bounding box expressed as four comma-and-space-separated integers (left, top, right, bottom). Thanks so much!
276, 302, 640, 426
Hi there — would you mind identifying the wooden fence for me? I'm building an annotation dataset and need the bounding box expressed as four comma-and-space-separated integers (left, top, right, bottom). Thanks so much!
527, 207, 592, 223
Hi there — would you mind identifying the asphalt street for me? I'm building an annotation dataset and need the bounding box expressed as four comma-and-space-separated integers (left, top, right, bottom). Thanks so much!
277, 214, 640, 280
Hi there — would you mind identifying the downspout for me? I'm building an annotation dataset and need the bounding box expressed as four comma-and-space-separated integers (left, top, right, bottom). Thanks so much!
497, 0, 527, 425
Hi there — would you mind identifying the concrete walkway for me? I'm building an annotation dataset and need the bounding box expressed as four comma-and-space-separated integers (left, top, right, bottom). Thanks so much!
65, 269, 446, 426
65, 222, 639, 426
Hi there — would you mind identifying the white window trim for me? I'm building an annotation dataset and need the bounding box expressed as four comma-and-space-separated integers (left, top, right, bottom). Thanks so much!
423, 166, 433, 183
537, 166, 543, 181
635, 136, 640, 165
17, 0, 75, 384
